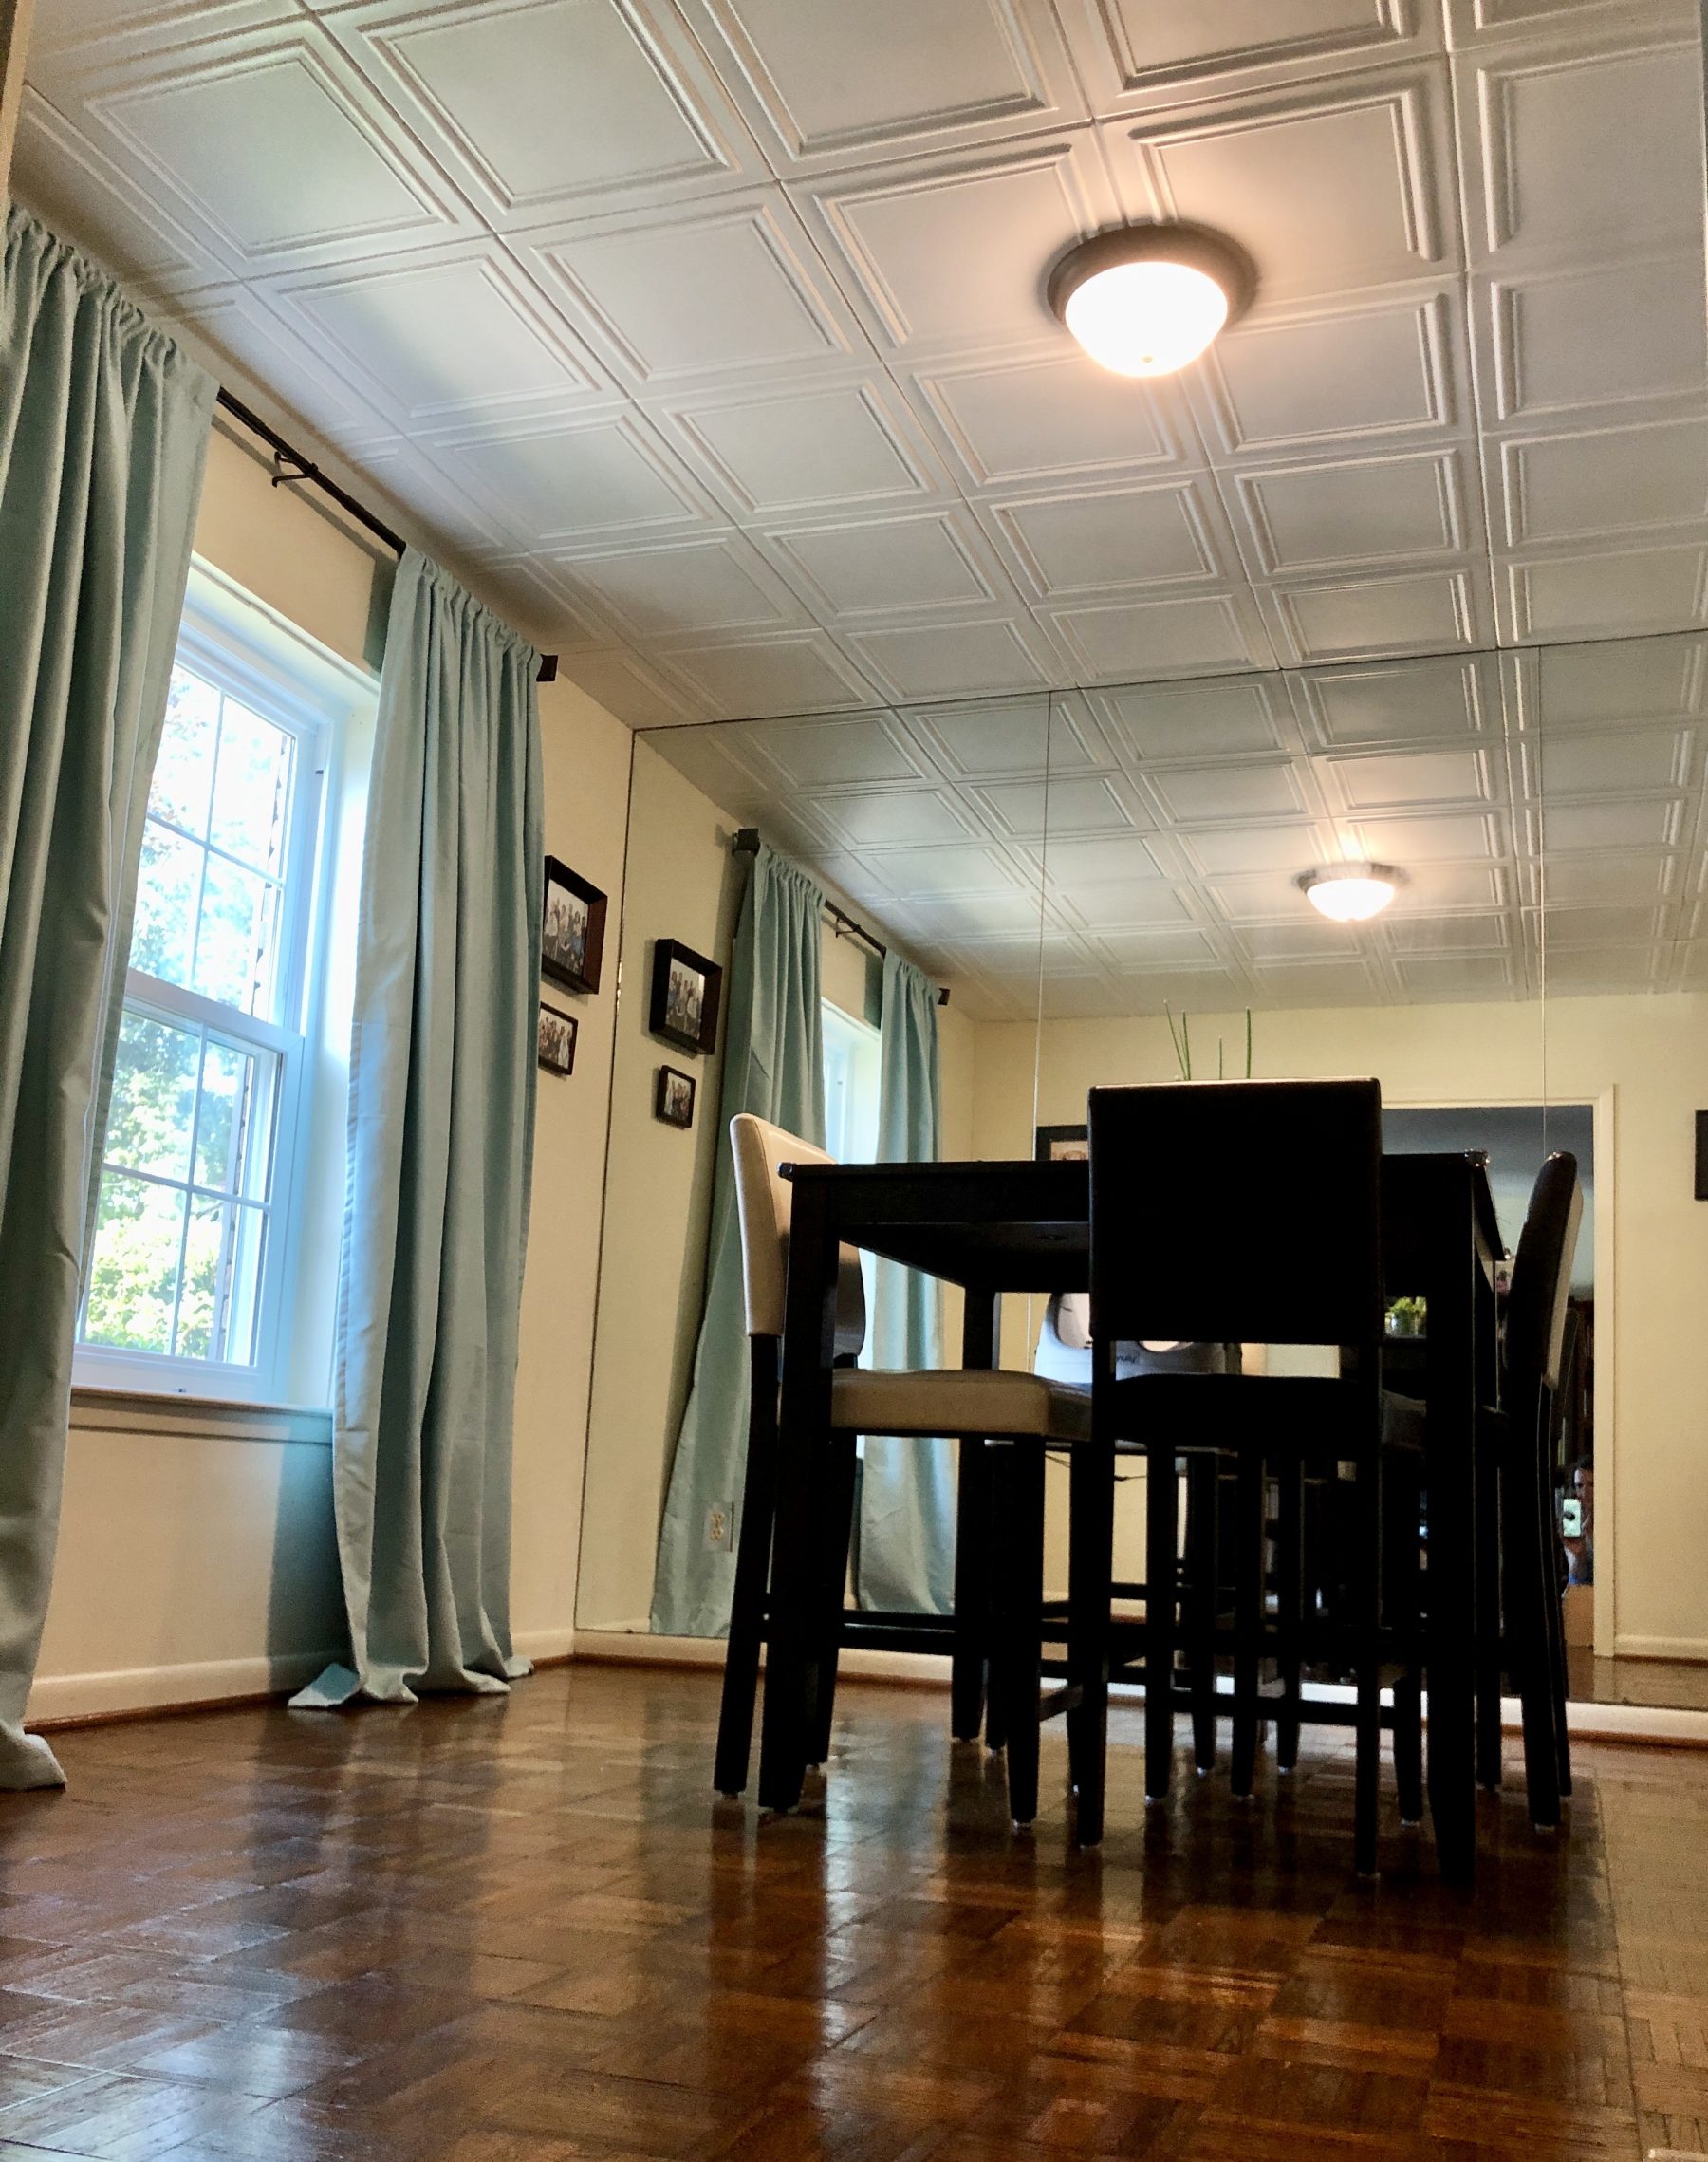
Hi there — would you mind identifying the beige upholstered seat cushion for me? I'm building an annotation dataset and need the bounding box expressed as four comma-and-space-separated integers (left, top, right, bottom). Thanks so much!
832, 1365, 1091, 1441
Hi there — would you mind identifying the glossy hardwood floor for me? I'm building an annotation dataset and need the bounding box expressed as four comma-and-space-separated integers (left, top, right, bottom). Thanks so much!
2, 1663, 1705, 2161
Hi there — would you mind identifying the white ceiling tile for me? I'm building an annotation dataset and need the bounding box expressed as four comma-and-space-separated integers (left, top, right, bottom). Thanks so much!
268, 245, 609, 424
1392, 953, 1516, 996
1234, 449, 1466, 576
1247, 956, 1380, 999
327, 0, 760, 223
1532, 634, 1708, 725
1351, 811, 1507, 862
906, 349, 1184, 488
843, 616, 1055, 699
986, 479, 1225, 598
812, 786, 980, 849
1035, 835, 1167, 883
1495, 416, 1708, 549
764, 511, 998, 617
1504, 547, 1708, 642
653, 631, 878, 716
532, 192, 866, 386
1145, 760, 1306, 824
1105, 70, 1456, 304
1058, 880, 1195, 928
1205, 869, 1325, 923
904, 697, 1055, 778
684, 0, 1086, 167
1326, 747, 1493, 811
744, 713, 921, 787
1458, 33, 1703, 267
1067, 0, 1424, 108
557, 533, 805, 637
1385, 911, 1511, 953
1198, 289, 1458, 455
1541, 800, 1682, 851
83, 29, 473, 267
868, 845, 1027, 897
1048, 592, 1272, 680
1545, 904, 1668, 946
1092, 926, 1221, 966
1481, 255, 1708, 422
795, 131, 1117, 353
666, 378, 943, 515
10, 87, 214, 289
423, 412, 714, 544
978, 774, 1143, 840
1538, 852, 1673, 905
1097, 676, 1291, 760
1295, 654, 1491, 745
1267, 568, 1481, 662
1179, 823, 1328, 875
1537, 724, 1692, 794
892, 885, 1049, 938
560, 645, 697, 726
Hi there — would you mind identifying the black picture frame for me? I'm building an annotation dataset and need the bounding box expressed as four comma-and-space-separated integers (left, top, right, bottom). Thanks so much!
649, 938, 722, 1055
1035, 1123, 1088, 1164
656, 1065, 696, 1128
542, 856, 607, 995
537, 1001, 577, 1077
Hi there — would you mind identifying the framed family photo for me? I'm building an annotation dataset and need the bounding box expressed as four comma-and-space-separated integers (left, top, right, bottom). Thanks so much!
649, 938, 722, 1055
542, 856, 606, 996
537, 1001, 577, 1077
656, 1066, 696, 1128
1035, 1123, 1088, 1163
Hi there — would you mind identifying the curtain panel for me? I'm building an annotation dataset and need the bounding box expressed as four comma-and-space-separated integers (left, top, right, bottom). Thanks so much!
293, 550, 543, 1707
651, 844, 826, 1639
0, 206, 214, 1788
856, 951, 952, 1614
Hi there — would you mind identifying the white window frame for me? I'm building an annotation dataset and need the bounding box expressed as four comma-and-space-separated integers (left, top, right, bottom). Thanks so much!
823, 998, 881, 1167
74, 569, 350, 1406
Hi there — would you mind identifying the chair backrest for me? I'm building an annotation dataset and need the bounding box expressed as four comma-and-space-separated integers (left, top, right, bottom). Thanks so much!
1503, 1152, 1581, 1409
1088, 1078, 1384, 1351
729, 1114, 865, 1357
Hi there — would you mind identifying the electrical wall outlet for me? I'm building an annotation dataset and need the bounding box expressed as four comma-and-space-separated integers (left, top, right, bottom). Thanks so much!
705, 1502, 734, 1552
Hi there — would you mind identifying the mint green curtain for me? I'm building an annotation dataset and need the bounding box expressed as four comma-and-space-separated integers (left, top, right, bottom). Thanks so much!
651, 845, 826, 1638
0, 207, 214, 1788
293, 550, 542, 1708
856, 952, 952, 1614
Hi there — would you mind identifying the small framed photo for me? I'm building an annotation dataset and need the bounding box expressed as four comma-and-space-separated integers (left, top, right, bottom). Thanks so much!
1035, 1123, 1088, 1164
537, 1001, 577, 1077
656, 1065, 696, 1128
650, 938, 722, 1056
542, 856, 606, 996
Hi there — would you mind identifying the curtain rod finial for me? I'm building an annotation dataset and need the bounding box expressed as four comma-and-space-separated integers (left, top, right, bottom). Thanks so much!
537, 654, 559, 683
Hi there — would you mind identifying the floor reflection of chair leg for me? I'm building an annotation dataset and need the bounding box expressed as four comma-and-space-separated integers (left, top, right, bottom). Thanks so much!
1229, 1452, 1265, 1800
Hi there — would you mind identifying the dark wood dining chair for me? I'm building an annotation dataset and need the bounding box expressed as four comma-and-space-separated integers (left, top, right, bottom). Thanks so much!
1489, 1149, 1582, 1828
715, 1114, 1092, 1806
1085, 1078, 1404, 1872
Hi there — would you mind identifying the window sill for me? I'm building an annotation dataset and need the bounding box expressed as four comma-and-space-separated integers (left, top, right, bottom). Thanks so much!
68, 1386, 333, 1446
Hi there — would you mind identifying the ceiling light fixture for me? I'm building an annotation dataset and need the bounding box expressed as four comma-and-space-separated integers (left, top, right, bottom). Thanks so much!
1296, 862, 1407, 923
1047, 221, 1257, 377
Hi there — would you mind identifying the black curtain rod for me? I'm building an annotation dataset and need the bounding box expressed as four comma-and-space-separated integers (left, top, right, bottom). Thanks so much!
733, 827, 949, 1006
213, 387, 558, 683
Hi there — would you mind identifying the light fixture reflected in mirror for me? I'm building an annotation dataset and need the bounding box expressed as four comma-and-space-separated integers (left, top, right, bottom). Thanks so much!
1047, 222, 1257, 376
1296, 862, 1406, 923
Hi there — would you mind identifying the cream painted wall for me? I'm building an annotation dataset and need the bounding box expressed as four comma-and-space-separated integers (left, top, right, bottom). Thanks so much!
29, 423, 636, 1719
981, 989, 1708, 1664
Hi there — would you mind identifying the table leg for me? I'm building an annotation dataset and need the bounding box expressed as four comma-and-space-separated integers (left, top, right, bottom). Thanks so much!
757, 1174, 841, 1815
952, 1288, 997, 1743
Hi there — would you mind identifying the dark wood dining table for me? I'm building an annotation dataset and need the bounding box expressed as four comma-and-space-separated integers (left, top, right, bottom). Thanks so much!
756, 1150, 1501, 1877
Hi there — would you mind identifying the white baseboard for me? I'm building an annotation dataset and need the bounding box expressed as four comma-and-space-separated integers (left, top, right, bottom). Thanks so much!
573, 1629, 953, 1687
570, 1632, 1708, 1745
513, 1627, 576, 1665
28, 1649, 340, 1725
1612, 1634, 1708, 1664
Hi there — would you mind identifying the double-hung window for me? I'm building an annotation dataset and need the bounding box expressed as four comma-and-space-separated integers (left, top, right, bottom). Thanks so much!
76, 570, 358, 1404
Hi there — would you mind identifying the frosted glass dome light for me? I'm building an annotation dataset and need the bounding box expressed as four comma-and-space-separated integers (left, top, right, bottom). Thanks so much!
1296, 863, 1406, 923
1048, 223, 1256, 378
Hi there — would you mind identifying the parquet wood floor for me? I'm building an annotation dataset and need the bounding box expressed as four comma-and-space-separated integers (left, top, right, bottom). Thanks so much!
2, 1664, 1704, 2162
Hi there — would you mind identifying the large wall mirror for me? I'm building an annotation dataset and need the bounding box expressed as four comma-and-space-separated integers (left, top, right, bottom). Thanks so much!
574, 626, 1708, 1720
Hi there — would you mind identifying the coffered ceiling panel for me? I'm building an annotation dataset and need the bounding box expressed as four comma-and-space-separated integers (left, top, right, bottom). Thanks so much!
18, 0, 1707, 725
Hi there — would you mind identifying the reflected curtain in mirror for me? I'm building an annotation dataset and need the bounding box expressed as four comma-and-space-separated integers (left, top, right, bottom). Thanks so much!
292, 550, 542, 1708
0, 205, 214, 1787
651, 845, 826, 1638
857, 952, 952, 1615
